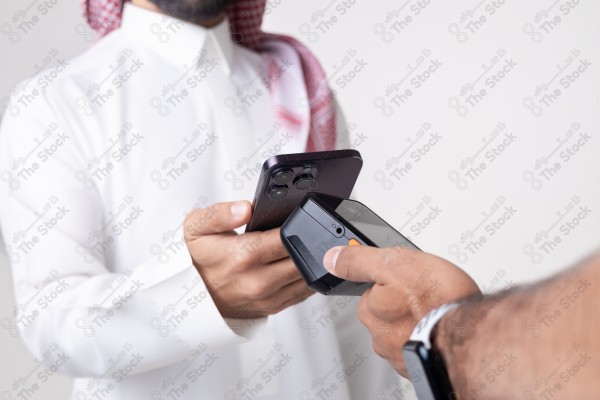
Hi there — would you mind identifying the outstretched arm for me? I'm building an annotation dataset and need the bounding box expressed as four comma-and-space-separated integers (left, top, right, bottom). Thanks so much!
323, 246, 600, 398
436, 253, 600, 399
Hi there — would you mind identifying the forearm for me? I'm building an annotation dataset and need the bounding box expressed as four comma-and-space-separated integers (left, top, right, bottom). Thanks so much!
435, 254, 600, 399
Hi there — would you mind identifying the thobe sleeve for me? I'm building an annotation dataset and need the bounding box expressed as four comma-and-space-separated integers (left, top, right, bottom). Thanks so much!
0, 93, 251, 379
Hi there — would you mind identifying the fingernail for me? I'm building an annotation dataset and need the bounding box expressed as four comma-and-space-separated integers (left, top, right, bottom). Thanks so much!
323, 247, 343, 272
231, 201, 247, 219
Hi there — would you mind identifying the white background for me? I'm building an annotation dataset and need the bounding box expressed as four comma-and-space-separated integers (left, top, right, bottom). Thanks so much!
1, 0, 599, 398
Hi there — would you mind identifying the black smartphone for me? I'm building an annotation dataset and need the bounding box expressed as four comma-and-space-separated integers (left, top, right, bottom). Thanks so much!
245, 150, 363, 232
280, 192, 419, 295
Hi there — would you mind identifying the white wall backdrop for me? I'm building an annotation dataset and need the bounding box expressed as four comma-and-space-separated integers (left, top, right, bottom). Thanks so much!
1, 0, 599, 398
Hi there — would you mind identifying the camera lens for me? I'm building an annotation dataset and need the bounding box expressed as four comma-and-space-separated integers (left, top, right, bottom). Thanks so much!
273, 169, 294, 185
294, 174, 316, 190
268, 185, 289, 200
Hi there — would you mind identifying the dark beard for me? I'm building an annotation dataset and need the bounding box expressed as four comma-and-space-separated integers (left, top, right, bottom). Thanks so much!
146, 0, 235, 24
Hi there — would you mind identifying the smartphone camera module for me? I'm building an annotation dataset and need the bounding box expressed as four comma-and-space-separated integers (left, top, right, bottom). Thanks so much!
294, 174, 317, 190
272, 169, 294, 185
268, 184, 289, 200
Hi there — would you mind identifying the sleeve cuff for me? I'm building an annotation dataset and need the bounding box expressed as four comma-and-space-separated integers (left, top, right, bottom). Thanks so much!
141, 229, 268, 349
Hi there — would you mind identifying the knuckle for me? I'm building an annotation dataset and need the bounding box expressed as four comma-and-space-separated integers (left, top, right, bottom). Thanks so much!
280, 260, 299, 278
201, 274, 219, 290
195, 204, 223, 233
267, 268, 289, 287
227, 240, 252, 269
294, 283, 312, 298
183, 209, 195, 225
270, 241, 287, 259
183, 209, 200, 239
243, 279, 266, 300
262, 231, 284, 257
287, 268, 301, 282
393, 246, 417, 264
186, 208, 217, 236
234, 253, 252, 270
270, 299, 288, 315
357, 297, 371, 326
266, 297, 281, 312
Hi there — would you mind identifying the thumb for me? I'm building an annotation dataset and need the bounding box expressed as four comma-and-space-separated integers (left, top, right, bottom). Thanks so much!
323, 245, 388, 283
184, 200, 251, 239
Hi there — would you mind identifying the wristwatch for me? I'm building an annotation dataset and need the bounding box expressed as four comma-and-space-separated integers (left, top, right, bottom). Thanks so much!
402, 303, 459, 400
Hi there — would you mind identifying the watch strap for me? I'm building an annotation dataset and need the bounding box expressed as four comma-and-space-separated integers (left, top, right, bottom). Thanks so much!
410, 302, 460, 349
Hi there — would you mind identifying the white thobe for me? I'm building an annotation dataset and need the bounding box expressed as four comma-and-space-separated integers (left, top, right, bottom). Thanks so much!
0, 4, 402, 400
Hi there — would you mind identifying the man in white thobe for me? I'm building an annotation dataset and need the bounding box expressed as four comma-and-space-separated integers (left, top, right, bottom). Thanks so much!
0, 1, 403, 399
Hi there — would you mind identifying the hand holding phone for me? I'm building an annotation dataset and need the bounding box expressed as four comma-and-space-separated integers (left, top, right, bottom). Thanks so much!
183, 200, 314, 319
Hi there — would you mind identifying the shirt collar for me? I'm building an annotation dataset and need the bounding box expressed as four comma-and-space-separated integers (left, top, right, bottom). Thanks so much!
120, 2, 234, 75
